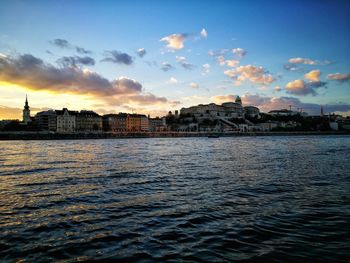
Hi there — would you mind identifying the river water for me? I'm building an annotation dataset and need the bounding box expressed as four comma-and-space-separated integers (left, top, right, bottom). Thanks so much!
0, 136, 349, 262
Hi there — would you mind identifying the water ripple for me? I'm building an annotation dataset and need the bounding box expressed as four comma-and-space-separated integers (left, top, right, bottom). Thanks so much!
0, 136, 350, 262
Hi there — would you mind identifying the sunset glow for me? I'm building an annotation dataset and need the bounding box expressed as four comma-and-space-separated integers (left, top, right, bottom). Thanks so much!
0, 0, 349, 119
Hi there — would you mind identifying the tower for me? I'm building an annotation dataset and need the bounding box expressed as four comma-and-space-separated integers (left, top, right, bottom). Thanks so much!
320, 105, 324, 117
22, 95, 31, 124
235, 95, 242, 105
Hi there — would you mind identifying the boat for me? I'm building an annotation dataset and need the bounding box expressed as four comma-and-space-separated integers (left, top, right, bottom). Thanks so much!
208, 134, 220, 138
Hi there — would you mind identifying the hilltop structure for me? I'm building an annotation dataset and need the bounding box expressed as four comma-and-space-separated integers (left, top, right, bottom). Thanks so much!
179, 96, 259, 121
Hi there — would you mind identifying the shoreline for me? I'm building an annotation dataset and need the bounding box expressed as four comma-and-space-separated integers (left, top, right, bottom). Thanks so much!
0, 131, 349, 140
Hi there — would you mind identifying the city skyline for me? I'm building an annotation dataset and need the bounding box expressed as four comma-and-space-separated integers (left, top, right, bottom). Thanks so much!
1, 0, 350, 119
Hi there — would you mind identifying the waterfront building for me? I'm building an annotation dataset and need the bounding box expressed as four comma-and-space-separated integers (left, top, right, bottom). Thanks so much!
102, 113, 128, 132
22, 95, 31, 125
103, 113, 149, 132
55, 108, 77, 133
127, 114, 149, 132
149, 117, 167, 132
0, 120, 19, 130
76, 110, 102, 132
35, 110, 57, 131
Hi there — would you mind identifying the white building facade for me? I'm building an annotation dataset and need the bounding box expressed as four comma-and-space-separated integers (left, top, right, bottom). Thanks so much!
56, 108, 77, 133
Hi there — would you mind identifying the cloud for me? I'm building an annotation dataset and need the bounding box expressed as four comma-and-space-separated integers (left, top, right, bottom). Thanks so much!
176, 56, 194, 70
208, 49, 229, 57
56, 56, 95, 67
232, 48, 247, 58
288, 57, 316, 65
200, 28, 208, 39
50, 39, 92, 54
327, 73, 350, 82
50, 38, 71, 49
288, 57, 332, 66
283, 63, 302, 72
285, 79, 326, 96
136, 48, 146, 58
101, 50, 133, 65
211, 95, 236, 104
208, 50, 215, 56
76, 46, 92, 55
160, 33, 189, 50
189, 82, 199, 89
0, 53, 172, 107
169, 77, 178, 84
274, 86, 281, 92
145, 60, 158, 67
284, 58, 332, 72
240, 94, 350, 115
202, 63, 210, 73
285, 79, 305, 93
160, 62, 174, 72
224, 65, 274, 85
217, 55, 226, 66
215, 55, 239, 67
225, 59, 240, 68
304, 70, 321, 82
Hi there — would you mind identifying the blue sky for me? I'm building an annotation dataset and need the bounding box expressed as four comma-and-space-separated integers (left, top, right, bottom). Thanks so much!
0, 0, 349, 118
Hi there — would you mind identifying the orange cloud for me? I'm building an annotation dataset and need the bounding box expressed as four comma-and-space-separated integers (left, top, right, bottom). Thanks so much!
288, 57, 316, 65
0, 53, 176, 108
327, 73, 350, 82
304, 70, 321, 82
211, 95, 236, 104
224, 65, 274, 85
160, 33, 188, 50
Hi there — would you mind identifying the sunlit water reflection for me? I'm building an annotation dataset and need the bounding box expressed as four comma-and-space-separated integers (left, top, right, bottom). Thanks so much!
0, 136, 349, 262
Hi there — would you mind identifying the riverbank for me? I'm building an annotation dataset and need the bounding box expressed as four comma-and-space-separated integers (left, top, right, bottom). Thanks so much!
0, 131, 349, 140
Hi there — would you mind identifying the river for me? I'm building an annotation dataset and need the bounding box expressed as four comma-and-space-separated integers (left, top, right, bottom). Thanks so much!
0, 136, 349, 262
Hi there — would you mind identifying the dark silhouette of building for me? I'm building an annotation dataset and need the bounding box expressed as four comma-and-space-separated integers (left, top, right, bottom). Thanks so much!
76, 110, 102, 131
35, 110, 57, 131
22, 95, 31, 124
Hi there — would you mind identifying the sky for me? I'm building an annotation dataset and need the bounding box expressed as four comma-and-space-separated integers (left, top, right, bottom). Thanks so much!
0, 0, 349, 119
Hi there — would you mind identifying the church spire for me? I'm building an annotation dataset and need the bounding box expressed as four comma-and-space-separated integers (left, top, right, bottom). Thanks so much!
23, 95, 31, 124
25, 94, 29, 108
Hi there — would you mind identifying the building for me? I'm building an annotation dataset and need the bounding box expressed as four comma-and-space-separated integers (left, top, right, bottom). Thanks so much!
76, 110, 102, 132
103, 113, 149, 132
268, 109, 299, 116
149, 117, 167, 132
22, 95, 31, 125
235, 95, 242, 105
0, 120, 19, 130
35, 110, 57, 131
244, 106, 260, 118
127, 114, 149, 132
102, 113, 128, 132
180, 101, 244, 121
55, 108, 77, 133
